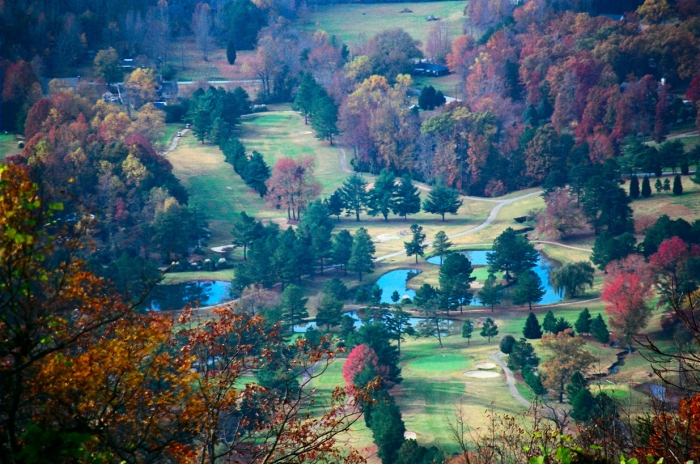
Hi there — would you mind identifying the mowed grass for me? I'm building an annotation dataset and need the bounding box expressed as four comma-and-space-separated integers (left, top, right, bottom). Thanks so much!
0, 133, 22, 160
299, 1, 466, 50
630, 176, 700, 223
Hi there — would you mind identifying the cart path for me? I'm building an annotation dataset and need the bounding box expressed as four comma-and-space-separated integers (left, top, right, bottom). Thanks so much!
532, 240, 593, 253
490, 351, 532, 407
161, 128, 189, 155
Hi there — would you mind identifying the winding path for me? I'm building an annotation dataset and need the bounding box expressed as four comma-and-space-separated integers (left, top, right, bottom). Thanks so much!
490, 351, 532, 407
532, 240, 593, 253
161, 128, 189, 156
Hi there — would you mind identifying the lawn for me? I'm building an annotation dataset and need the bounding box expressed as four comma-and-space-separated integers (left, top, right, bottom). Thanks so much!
299, 1, 466, 50
0, 133, 22, 160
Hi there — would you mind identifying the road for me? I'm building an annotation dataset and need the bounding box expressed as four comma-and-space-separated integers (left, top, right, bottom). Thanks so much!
177, 79, 261, 85
490, 351, 532, 407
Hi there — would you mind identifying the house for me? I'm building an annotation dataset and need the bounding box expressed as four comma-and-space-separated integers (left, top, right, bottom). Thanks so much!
157, 76, 179, 100
413, 63, 450, 77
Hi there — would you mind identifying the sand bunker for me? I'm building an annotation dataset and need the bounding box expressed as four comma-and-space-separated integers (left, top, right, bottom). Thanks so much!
375, 234, 400, 243
404, 431, 417, 440
463, 370, 500, 378
475, 362, 497, 370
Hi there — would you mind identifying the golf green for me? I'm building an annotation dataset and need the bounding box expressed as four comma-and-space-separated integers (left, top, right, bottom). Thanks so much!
407, 354, 469, 373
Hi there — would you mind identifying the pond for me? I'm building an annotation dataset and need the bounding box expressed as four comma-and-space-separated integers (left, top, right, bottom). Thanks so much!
293, 309, 451, 333
427, 250, 563, 306
148, 280, 233, 311
376, 269, 422, 304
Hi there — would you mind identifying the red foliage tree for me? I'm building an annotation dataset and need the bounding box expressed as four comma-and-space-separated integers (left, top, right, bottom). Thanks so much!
602, 273, 653, 352
264, 157, 321, 221
638, 392, 700, 461
342, 344, 389, 388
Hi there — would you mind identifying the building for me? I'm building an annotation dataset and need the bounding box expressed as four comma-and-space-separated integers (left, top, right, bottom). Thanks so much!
413, 63, 450, 77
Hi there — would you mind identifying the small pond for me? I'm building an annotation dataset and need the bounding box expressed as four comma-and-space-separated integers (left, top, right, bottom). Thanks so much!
427, 250, 563, 306
148, 280, 233, 311
376, 269, 422, 304
294, 309, 449, 333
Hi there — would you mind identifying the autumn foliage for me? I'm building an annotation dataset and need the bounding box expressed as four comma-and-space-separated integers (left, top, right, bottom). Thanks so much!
343, 344, 390, 388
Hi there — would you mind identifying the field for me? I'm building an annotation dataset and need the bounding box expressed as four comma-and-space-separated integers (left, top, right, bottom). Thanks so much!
0, 133, 22, 160
299, 1, 466, 51
162, 103, 700, 461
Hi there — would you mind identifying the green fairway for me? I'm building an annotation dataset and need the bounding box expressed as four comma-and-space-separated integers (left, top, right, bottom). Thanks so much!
407, 353, 470, 372
299, 1, 466, 50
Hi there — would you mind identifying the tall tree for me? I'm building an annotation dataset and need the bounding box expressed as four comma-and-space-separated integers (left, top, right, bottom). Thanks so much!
642, 175, 652, 197
602, 273, 653, 353
311, 95, 340, 145
414, 284, 449, 348
423, 183, 463, 221
231, 211, 263, 260
431, 231, 452, 265
348, 228, 375, 282
191, 2, 213, 61
226, 40, 237, 65
581, 177, 633, 236
541, 329, 596, 402
591, 314, 610, 344
629, 175, 640, 199
404, 224, 427, 264
316, 295, 343, 331
94, 47, 122, 84
293, 73, 318, 125
340, 174, 369, 222
480, 318, 499, 343
326, 190, 345, 221
551, 262, 595, 298
523, 312, 543, 339
332, 230, 353, 275
371, 401, 406, 464
673, 174, 684, 195
244, 151, 271, 197
265, 157, 321, 220
280, 284, 309, 329
487, 228, 539, 281
574, 308, 592, 335
462, 319, 474, 345
440, 253, 475, 312
478, 273, 504, 312
512, 270, 546, 310
392, 174, 422, 219
383, 308, 414, 356
542, 310, 557, 334
367, 169, 397, 221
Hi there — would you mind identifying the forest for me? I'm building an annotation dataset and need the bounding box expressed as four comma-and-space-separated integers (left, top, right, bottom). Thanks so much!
3, 0, 700, 463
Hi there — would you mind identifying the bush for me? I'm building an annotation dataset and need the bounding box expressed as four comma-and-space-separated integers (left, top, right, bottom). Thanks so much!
160, 64, 176, 81
163, 102, 188, 123
500, 335, 516, 354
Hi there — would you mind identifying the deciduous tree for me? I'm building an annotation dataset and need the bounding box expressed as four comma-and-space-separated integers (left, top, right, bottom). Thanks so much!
551, 262, 595, 298
602, 273, 653, 352
541, 329, 596, 402
265, 157, 321, 220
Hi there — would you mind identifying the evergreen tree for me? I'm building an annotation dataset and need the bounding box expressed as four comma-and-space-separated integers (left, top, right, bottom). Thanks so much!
673, 174, 683, 195
439, 253, 475, 312
222, 137, 247, 173
478, 273, 504, 312
315, 295, 343, 331
391, 290, 400, 304
523, 312, 543, 339
480, 317, 498, 343
332, 230, 353, 274
348, 227, 375, 281
512, 270, 546, 310
590, 231, 637, 270
395, 440, 443, 464
326, 190, 345, 221
392, 174, 422, 219
404, 224, 427, 264
629, 175, 640, 199
581, 176, 634, 236
272, 229, 298, 289
370, 400, 406, 464
340, 174, 369, 221
423, 182, 463, 221
226, 40, 237, 65
591, 313, 610, 344
311, 95, 340, 145
462, 319, 474, 345
574, 308, 592, 335
500, 335, 516, 354
418, 85, 438, 110
487, 227, 539, 281
367, 169, 397, 221
384, 307, 414, 356
552, 317, 573, 334
352, 322, 402, 385
280, 284, 309, 329
522, 364, 546, 395
230, 211, 263, 260
324, 277, 348, 301
243, 151, 270, 197
663, 178, 671, 192
655, 178, 663, 193
293, 73, 317, 124
570, 387, 596, 423
431, 231, 452, 265
543, 310, 557, 334
641, 175, 652, 197
508, 338, 539, 370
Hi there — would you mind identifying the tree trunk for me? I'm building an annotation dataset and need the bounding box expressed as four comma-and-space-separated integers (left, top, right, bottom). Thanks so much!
436, 319, 443, 348
356, 209, 360, 221
415, 254, 418, 264
243, 245, 247, 261
441, 213, 445, 221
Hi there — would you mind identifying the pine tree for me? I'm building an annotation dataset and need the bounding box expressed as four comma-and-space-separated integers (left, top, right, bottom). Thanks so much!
439, 253, 475, 312
574, 308, 592, 335
478, 273, 504, 312
522, 364, 546, 395
655, 178, 663, 193
404, 224, 427, 264
367, 169, 397, 221
591, 313, 610, 344
326, 190, 344, 221
663, 178, 671, 192
315, 295, 343, 331
423, 182, 463, 221
293, 72, 317, 124
370, 400, 406, 464
311, 95, 340, 145
332, 230, 353, 274
226, 40, 237, 65
281, 284, 309, 329
629, 175, 640, 199
462, 319, 474, 345
348, 227, 375, 281
543, 310, 557, 334
480, 317, 499, 343
243, 151, 270, 197
230, 211, 263, 260
432, 231, 452, 265
418, 85, 438, 110
222, 137, 247, 173
641, 175, 652, 197
512, 270, 546, 310
391, 290, 400, 304
523, 312, 543, 339
392, 174, 422, 219
673, 174, 683, 195
340, 174, 369, 221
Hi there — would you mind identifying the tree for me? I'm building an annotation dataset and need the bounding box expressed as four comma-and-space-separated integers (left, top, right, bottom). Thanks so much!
265, 157, 321, 220
500, 335, 516, 354
281, 284, 309, 329
512, 270, 546, 310
552, 317, 573, 335
673, 174, 684, 195
311, 95, 340, 145
244, 151, 271, 197
371, 400, 406, 464
395, 440, 443, 464
414, 283, 449, 348
540, 329, 596, 402
332, 230, 353, 275
629, 175, 640, 199
192, 2, 213, 61
550, 262, 595, 298
543, 311, 557, 334
419, 85, 445, 110
226, 41, 237, 65
590, 232, 638, 271
523, 312, 543, 339
602, 273, 653, 353
341, 174, 369, 221
391, 291, 400, 304
462, 319, 474, 345
351, 323, 402, 385
404, 224, 427, 264
392, 174, 421, 219
94, 47, 122, 84
637, 0, 672, 23
231, 211, 263, 260
367, 169, 397, 221
591, 314, 610, 344
480, 318, 499, 343
508, 339, 540, 371
363, 28, 423, 82
522, 364, 546, 395
222, 0, 267, 50
423, 183, 463, 221
663, 178, 671, 192
327, 190, 345, 221
478, 273, 504, 312
383, 307, 414, 356
642, 175, 652, 197
581, 177, 633, 236
294, 73, 318, 125
439, 253, 475, 313
125, 68, 158, 109
432, 231, 452, 265
575, 308, 592, 335
324, 278, 348, 302
316, 295, 343, 331
655, 178, 663, 193
487, 228, 539, 281
343, 344, 390, 388
537, 188, 586, 239
348, 228, 375, 281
